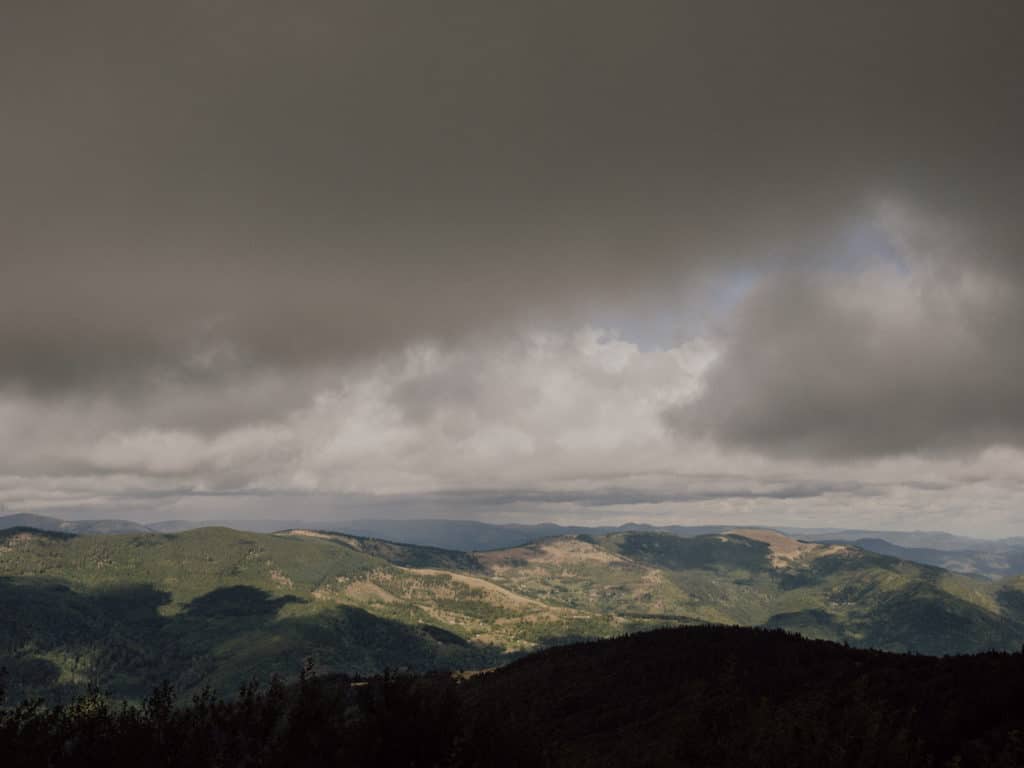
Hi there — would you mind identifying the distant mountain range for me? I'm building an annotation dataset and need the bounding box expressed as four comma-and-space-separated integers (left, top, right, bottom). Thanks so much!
336, 518, 1017, 555
0, 512, 154, 536
335, 519, 1024, 578
5, 522, 1024, 703
5, 513, 1021, 578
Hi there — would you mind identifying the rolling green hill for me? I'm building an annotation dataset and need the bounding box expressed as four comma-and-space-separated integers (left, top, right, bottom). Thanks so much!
3, 525, 1024, 703
0, 527, 504, 702
0, 513, 153, 535
475, 529, 1024, 654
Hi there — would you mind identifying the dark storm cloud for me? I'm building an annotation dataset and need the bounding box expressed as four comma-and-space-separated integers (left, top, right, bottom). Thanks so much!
666, 263, 1024, 458
3, 0, 1022, 407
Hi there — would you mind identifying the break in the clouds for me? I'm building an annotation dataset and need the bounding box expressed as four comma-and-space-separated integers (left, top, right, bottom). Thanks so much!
2, 2, 1024, 533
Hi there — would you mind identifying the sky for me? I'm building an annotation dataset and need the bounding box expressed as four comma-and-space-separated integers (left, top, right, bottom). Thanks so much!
3, 2, 1024, 535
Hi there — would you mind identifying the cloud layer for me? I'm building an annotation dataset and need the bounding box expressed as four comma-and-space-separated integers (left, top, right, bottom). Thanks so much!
3, 2, 1024, 532
4, 2, 1022, 390
4, 327, 1024, 536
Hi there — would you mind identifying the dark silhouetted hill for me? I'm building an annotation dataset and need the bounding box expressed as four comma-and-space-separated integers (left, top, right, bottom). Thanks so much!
5, 626, 1024, 766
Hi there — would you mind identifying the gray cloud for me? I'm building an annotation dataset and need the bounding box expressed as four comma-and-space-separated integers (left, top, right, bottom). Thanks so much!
3, 1, 1022, 404
4, 0, 1024, 535
667, 244, 1024, 458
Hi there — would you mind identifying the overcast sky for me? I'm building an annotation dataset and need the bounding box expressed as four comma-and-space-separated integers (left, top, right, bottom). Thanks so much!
3, 2, 1024, 535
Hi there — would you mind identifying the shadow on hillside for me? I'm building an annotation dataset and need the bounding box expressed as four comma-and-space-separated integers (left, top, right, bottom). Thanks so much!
184, 585, 304, 618
614, 532, 772, 571
0, 577, 507, 705
765, 609, 842, 641
995, 585, 1024, 620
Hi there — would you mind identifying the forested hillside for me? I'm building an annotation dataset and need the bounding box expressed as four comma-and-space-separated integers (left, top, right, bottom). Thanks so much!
4, 626, 1024, 767
5, 525, 1024, 703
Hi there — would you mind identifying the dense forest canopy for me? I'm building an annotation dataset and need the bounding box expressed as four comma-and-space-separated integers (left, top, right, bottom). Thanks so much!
4, 626, 1024, 767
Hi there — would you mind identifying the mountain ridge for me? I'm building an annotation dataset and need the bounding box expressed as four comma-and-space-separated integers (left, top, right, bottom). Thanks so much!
9, 513, 1024, 576
5, 524, 1024, 702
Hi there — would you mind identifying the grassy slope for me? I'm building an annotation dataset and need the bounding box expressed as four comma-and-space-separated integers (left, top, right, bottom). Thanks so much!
3, 526, 1024, 703
476, 531, 1024, 653
0, 528, 507, 701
